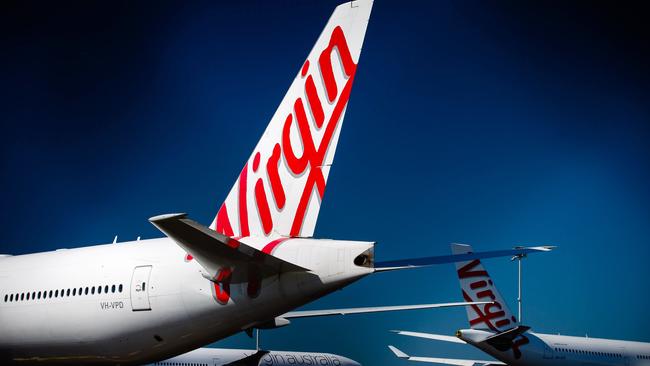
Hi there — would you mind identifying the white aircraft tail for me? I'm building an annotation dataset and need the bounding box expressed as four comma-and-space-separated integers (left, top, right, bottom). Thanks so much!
452, 243, 517, 332
210, 0, 373, 238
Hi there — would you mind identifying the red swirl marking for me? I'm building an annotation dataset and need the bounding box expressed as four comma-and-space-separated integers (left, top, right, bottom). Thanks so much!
463, 290, 501, 332
303, 58, 324, 128
458, 259, 489, 279
213, 268, 232, 305
286, 73, 352, 235
319, 26, 356, 103
282, 110, 311, 175
301, 60, 310, 77
255, 178, 273, 235
215, 203, 234, 236
267, 144, 285, 209
253, 152, 261, 171
238, 163, 250, 237
261, 237, 290, 255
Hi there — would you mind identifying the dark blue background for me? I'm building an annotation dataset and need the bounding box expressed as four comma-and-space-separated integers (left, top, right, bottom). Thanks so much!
2, 1, 649, 364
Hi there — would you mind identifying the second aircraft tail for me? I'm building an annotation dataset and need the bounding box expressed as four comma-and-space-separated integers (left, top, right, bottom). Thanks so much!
452, 243, 517, 333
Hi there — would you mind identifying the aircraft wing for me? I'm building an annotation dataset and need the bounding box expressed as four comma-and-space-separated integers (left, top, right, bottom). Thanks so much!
388, 346, 505, 366
149, 213, 307, 282
374, 246, 555, 272
282, 302, 489, 319
392, 330, 466, 344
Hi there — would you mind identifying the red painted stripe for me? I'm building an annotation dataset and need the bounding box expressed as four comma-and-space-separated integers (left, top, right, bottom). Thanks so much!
255, 178, 273, 235
261, 237, 290, 255
301, 60, 310, 77
319, 26, 356, 102
305, 75, 324, 128
252, 152, 261, 172
289, 68, 356, 236
215, 203, 234, 236
238, 163, 250, 237
267, 143, 285, 209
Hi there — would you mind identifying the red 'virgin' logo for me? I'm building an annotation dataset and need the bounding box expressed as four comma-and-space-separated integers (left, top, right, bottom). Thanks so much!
213, 25, 358, 239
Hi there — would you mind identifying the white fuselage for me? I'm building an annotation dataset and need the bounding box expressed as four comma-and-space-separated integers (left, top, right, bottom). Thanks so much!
459, 329, 650, 366
146, 347, 361, 366
0, 237, 373, 365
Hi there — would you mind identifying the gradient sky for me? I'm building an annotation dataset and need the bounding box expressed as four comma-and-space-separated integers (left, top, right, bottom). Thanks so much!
1, 0, 649, 364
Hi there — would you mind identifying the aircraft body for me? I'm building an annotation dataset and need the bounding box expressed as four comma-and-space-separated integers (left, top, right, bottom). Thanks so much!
147, 347, 360, 366
390, 244, 650, 366
0, 1, 552, 364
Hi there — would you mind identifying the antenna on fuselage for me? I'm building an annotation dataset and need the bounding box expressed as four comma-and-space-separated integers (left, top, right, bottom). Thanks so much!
113, 235, 118, 244
256, 329, 260, 351
511, 247, 526, 323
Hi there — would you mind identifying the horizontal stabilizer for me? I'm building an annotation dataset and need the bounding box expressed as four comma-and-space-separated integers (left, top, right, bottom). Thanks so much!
392, 330, 466, 344
375, 246, 555, 271
387, 346, 505, 366
149, 213, 307, 282
484, 325, 531, 351
283, 301, 489, 319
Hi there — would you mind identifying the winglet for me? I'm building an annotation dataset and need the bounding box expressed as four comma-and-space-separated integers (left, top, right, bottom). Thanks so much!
388, 345, 409, 359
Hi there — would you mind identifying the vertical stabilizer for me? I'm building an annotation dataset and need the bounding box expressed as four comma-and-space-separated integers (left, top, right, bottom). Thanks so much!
452, 244, 517, 332
210, 0, 373, 238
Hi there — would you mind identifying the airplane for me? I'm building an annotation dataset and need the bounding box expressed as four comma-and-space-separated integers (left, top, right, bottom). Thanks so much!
147, 347, 361, 366
389, 243, 650, 366
0, 0, 553, 364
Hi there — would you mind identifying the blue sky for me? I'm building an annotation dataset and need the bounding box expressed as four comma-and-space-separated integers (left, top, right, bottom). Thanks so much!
1, 0, 649, 364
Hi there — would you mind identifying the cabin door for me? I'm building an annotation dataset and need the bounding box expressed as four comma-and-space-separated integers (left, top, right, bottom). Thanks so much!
130, 265, 152, 311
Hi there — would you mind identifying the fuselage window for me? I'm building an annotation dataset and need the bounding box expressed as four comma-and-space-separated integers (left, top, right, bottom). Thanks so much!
91, 286, 95, 295
85, 287, 89, 295
20, 293, 24, 301
66, 289, 70, 297
72, 288, 76, 296
3, 294, 6, 302
79, 287, 82, 295
104, 285, 109, 293
27, 293, 31, 301
119, 284, 123, 293
98, 286, 102, 294
10, 294, 13, 302
112, 285, 116, 293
